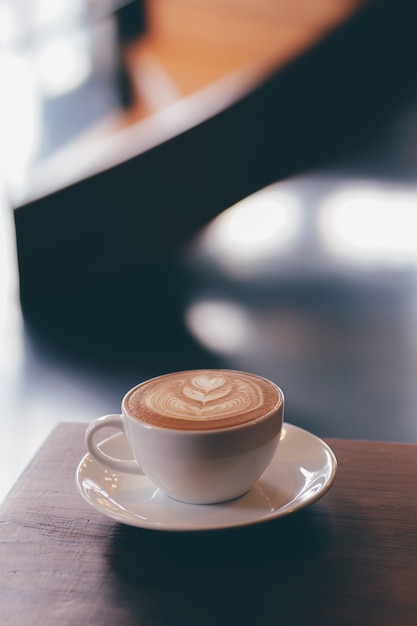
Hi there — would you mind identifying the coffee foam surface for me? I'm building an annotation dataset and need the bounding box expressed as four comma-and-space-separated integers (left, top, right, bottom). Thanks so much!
125, 370, 280, 430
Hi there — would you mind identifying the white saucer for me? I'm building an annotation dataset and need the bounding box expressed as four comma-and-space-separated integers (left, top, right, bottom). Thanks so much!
76, 423, 337, 531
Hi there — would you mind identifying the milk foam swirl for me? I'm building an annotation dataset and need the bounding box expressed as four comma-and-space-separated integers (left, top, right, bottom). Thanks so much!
145, 374, 264, 421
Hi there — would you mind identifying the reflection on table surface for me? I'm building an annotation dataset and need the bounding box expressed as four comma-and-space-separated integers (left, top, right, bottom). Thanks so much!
2, 0, 417, 503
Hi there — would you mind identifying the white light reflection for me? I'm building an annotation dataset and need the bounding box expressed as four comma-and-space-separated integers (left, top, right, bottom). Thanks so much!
186, 300, 252, 354
318, 183, 417, 266
299, 467, 315, 481
279, 425, 288, 442
202, 186, 302, 274
36, 32, 92, 97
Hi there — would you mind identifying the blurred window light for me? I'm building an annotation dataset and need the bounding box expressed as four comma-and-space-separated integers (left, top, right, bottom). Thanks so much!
185, 300, 252, 354
0, 3, 17, 45
0, 51, 40, 188
36, 31, 92, 97
318, 183, 417, 266
201, 186, 302, 273
34, 0, 85, 28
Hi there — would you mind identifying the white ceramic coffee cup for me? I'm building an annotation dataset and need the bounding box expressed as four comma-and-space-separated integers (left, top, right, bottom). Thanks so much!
85, 371, 284, 504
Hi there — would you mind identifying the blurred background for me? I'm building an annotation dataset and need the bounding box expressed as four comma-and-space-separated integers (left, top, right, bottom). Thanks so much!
2, 0, 417, 502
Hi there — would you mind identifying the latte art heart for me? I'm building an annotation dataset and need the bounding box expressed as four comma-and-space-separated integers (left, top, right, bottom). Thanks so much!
182, 375, 231, 404
145, 375, 263, 420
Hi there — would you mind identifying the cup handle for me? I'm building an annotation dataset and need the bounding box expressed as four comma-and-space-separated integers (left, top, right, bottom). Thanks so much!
85, 414, 143, 474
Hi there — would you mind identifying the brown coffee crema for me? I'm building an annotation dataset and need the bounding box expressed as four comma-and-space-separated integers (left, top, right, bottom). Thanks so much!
125, 370, 281, 430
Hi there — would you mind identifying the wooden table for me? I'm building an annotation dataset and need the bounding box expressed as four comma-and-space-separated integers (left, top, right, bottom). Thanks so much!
1, 423, 417, 625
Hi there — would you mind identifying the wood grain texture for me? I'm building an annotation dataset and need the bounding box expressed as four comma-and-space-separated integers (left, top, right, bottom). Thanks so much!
1, 423, 417, 625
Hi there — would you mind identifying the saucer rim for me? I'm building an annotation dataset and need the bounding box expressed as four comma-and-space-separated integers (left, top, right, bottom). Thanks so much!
76, 423, 337, 531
